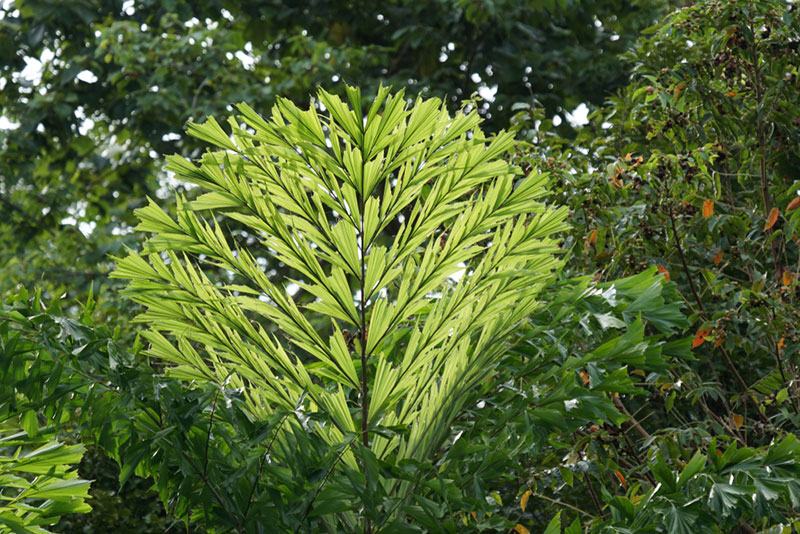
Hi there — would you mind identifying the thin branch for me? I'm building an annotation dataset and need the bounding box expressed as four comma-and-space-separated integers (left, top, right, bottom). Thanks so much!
241, 411, 293, 530
295, 437, 357, 534
358, 118, 372, 534
612, 396, 650, 439
583, 473, 605, 519
667, 203, 706, 316
202, 389, 220, 477
137, 412, 238, 524
532, 492, 596, 519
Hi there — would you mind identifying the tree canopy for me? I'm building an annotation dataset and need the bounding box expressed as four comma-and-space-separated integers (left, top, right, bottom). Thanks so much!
0, 0, 669, 307
2, 0, 800, 533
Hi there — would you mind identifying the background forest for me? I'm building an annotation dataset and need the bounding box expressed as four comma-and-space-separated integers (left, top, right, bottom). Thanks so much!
2, 0, 800, 533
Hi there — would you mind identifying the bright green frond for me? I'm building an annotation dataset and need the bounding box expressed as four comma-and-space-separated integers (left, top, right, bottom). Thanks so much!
114, 85, 567, 523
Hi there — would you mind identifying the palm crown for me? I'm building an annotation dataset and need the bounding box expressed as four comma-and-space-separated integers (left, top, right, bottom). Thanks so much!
112, 85, 568, 528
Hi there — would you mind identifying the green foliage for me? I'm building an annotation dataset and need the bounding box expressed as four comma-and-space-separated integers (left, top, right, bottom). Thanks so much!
497, 0, 800, 532
4, 1, 800, 532
561, 0, 800, 442
1, 294, 93, 533
422, 268, 692, 531
0, 0, 669, 310
55, 447, 182, 534
1, 289, 274, 533
112, 85, 569, 530
1, 287, 326, 533
0, 426, 91, 534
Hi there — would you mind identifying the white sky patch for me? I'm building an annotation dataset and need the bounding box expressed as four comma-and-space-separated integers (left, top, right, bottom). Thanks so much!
17, 48, 54, 86
78, 221, 97, 236
156, 170, 196, 198
61, 201, 95, 236
162, 132, 181, 142
78, 118, 95, 136
449, 263, 466, 283
565, 103, 589, 127
0, 116, 20, 130
477, 83, 497, 103
121, 0, 135, 16
112, 224, 134, 236
552, 114, 562, 127
285, 283, 300, 296
235, 50, 255, 70
470, 72, 481, 84
76, 70, 98, 83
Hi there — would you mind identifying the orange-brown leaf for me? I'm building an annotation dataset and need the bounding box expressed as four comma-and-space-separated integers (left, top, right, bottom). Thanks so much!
788, 197, 800, 211
778, 337, 785, 353
713, 250, 723, 265
765, 207, 779, 230
580, 370, 590, 386
613, 470, 627, 488
783, 271, 795, 286
514, 525, 531, 534
588, 229, 598, 245
657, 265, 670, 282
520, 489, 531, 512
732, 414, 744, 429
692, 327, 712, 349
702, 199, 714, 218
625, 152, 632, 162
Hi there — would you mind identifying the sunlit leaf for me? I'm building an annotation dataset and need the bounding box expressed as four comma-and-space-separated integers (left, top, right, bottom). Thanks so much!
765, 207, 779, 230
702, 199, 714, 218
692, 327, 712, 349
520, 489, 531, 512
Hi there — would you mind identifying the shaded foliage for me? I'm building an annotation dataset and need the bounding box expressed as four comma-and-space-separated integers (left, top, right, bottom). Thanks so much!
0, 0, 669, 302
497, 0, 800, 531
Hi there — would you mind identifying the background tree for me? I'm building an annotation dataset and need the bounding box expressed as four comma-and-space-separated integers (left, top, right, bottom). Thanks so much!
497, 0, 800, 531
0, 0, 671, 308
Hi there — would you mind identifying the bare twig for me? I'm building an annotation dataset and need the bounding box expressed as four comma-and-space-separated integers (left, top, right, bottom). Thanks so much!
613, 396, 650, 439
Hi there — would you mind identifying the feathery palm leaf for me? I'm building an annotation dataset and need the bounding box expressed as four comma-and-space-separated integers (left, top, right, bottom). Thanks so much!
112, 85, 568, 528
